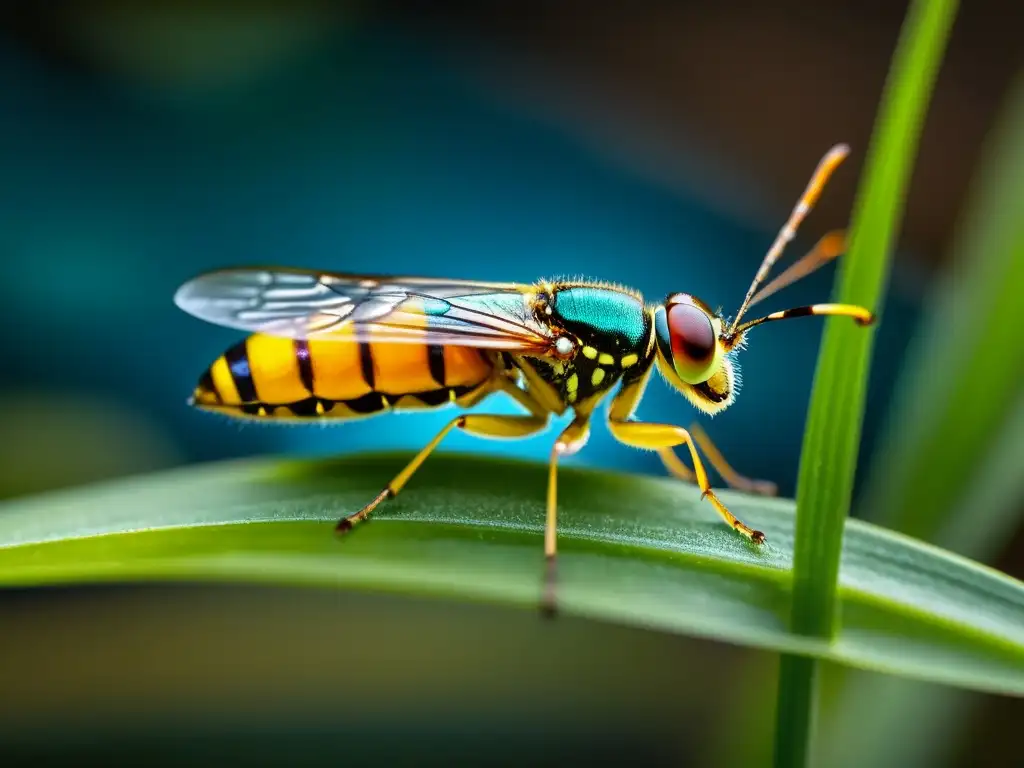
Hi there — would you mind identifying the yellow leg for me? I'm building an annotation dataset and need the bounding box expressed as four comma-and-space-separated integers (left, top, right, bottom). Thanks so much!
542, 418, 591, 617
658, 423, 778, 496
657, 447, 697, 483
336, 412, 549, 532
609, 420, 766, 544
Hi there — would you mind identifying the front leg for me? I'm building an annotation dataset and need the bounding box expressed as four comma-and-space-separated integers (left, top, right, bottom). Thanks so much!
608, 419, 766, 545
658, 422, 778, 497
607, 369, 766, 544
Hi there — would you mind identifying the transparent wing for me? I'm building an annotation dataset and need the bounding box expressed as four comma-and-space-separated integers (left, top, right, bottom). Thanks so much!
174, 267, 553, 352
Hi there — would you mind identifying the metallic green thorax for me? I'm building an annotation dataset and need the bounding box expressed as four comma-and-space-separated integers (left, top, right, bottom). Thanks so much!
512, 283, 654, 409
552, 286, 649, 348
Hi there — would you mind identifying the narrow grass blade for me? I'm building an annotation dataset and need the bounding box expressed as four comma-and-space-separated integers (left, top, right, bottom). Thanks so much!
858, 74, 1024, 553
772, 0, 960, 764
818, 73, 1024, 768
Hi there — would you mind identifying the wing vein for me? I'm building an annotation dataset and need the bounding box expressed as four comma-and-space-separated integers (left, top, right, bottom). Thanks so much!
175, 267, 553, 353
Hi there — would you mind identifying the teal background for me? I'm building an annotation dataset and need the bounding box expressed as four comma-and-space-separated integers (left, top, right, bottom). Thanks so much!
0, 19, 917, 501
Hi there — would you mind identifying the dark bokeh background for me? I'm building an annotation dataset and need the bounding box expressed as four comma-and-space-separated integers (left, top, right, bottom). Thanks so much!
0, 3, 1021, 766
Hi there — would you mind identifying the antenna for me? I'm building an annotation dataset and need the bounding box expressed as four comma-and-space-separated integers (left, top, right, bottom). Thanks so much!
747, 230, 846, 309
726, 144, 850, 336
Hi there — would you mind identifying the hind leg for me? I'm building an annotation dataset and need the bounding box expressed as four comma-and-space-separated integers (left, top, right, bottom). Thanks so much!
337, 411, 550, 531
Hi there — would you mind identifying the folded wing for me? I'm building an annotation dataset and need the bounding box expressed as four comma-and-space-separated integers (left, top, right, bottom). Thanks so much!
174, 267, 554, 352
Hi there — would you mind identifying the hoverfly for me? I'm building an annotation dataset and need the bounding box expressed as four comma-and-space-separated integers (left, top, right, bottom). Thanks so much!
175, 144, 873, 613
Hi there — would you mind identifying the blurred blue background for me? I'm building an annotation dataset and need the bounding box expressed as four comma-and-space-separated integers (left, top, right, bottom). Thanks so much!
0, 1, 998, 503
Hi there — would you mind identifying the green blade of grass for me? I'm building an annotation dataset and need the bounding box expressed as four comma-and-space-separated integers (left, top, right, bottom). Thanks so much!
858, 73, 1024, 553
773, 0, 960, 764
725, 71, 1024, 768
818, 73, 1024, 768
0, 453, 1021, 695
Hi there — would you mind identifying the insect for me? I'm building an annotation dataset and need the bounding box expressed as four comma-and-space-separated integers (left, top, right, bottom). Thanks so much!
175, 143, 874, 614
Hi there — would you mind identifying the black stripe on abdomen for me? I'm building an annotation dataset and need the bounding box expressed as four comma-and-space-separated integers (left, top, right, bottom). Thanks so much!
295, 339, 315, 393
197, 369, 221, 403
427, 344, 446, 387
359, 342, 376, 389
224, 341, 258, 402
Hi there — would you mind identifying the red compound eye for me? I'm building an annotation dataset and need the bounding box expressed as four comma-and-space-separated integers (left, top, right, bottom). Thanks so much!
668, 302, 715, 364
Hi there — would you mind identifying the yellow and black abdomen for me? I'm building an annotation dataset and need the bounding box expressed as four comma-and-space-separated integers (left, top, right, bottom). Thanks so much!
191, 330, 494, 422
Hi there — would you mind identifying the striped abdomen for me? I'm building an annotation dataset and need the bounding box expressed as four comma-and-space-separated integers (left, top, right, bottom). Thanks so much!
191, 331, 494, 421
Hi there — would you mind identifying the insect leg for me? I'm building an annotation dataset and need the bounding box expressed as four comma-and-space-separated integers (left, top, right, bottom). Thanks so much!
656, 447, 697, 483
495, 375, 552, 418
542, 417, 592, 617
658, 424, 778, 496
606, 368, 765, 540
607, 419, 766, 544
336, 411, 550, 532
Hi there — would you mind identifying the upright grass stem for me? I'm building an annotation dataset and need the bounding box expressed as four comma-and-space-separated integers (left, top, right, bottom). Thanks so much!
772, 0, 960, 765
